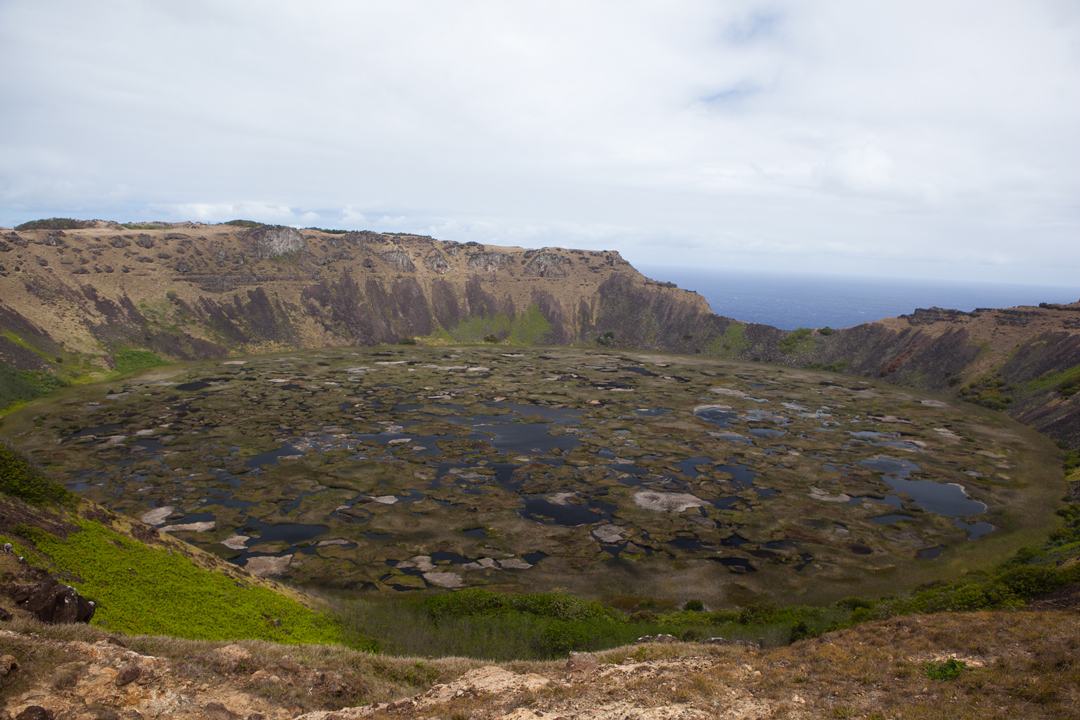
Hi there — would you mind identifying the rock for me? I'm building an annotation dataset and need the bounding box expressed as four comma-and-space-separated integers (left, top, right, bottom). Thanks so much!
0, 607, 11, 621
636, 634, 679, 643
564, 652, 599, 678
0, 654, 19, 677
211, 644, 254, 674
422, 571, 464, 588
114, 664, 141, 686
633, 490, 709, 512
243, 555, 293, 578
202, 701, 237, 720
9, 571, 95, 624
138, 506, 173, 526
15, 708, 53, 720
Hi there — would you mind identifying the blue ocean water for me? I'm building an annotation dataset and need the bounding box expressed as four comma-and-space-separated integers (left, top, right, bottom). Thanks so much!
639, 267, 1080, 331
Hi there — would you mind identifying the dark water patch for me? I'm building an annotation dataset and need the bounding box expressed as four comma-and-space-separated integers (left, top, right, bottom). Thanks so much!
745, 410, 788, 424
849, 431, 896, 440
749, 428, 787, 438
673, 457, 715, 478
668, 535, 707, 550
882, 478, 983, 517
954, 519, 995, 540
634, 408, 671, 416
175, 381, 210, 392
431, 550, 472, 565
916, 546, 943, 559
467, 421, 581, 455
463, 527, 489, 538
694, 407, 738, 428
519, 497, 614, 526
593, 380, 635, 390
721, 533, 751, 547
878, 441, 925, 452
130, 438, 165, 453
762, 539, 794, 550
620, 366, 657, 377
67, 423, 123, 439
716, 462, 758, 489
522, 551, 547, 565
364, 532, 393, 540
711, 557, 756, 573
244, 444, 303, 470
794, 553, 813, 571
872, 513, 915, 525
755, 487, 780, 498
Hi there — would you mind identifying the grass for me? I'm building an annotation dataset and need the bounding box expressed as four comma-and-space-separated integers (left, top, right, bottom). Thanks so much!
703, 323, 750, 358
112, 348, 168, 374
778, 327, 816, 355
429, 305, 553, 345
1, 503, 349, 645
0, 438, 76, 506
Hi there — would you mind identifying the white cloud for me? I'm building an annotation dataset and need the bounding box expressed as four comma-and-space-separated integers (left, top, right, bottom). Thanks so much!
0, 0, 1077, 285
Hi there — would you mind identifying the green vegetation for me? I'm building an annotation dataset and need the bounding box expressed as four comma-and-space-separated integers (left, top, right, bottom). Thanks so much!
703, 324, 749, 358
222, 219, 265, 227
0, 439, 76, 507
959, 374, 1013, 410
3, 516, 347, 645
431, 305, 553, 345
307, 227, 350, 234
13, 218, 88, 231
1059, 373, 1080, 398
337, 589, 790, 659
778, 327, 816, 355
924, 658, 967, 680
0, 360, 70, 411
120, 223, 173, 230
818, 326, 835, 336
806, 361, 848, 372
112, 349, 168, 374
596, 330, 615, 347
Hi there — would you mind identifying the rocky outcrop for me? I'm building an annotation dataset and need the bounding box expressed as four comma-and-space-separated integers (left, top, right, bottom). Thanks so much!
1, 563, 95, 625
243, 225, 306, 259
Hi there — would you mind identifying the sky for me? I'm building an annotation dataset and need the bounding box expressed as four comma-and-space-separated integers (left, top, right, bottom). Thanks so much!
1, 1, 1078, 286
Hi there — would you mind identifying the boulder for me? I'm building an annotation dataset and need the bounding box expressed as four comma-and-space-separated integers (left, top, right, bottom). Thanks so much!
6, 570, 95, 624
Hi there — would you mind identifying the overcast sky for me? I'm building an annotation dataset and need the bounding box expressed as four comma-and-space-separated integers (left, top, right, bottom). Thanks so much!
2, 1, 1078, 285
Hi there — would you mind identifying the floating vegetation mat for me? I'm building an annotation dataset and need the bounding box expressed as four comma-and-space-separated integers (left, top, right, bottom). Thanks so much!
2, 346, 1061, 605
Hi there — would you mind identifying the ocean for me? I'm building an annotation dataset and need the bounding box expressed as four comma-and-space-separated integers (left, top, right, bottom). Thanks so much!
638, 267, 1080, 331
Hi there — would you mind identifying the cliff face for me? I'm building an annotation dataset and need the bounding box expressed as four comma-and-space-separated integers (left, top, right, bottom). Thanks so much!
0, 222, 753, 375
807, 304, 1080, 446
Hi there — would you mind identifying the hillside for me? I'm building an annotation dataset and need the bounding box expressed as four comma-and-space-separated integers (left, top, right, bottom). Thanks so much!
0, 221, 772, 373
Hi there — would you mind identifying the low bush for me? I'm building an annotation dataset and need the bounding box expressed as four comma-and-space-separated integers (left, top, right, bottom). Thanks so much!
0, 441, 76, 507
13, 218, 88, 231
113, 349, 167, 374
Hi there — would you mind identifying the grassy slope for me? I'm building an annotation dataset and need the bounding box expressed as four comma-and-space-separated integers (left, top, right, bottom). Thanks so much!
0, 440, 350, 645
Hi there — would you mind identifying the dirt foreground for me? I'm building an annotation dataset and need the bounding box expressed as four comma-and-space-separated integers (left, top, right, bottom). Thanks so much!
2, 608, 1077, 720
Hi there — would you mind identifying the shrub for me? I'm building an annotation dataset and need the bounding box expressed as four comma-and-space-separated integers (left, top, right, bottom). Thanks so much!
1059, 375, 1080, 397
684, 599, 704, 612
924, 659, 966, 680
112, 349, 167, 374
14, 218, 88, 231
398, 337, 418, 345
778, 328, 814, 355
0, 440, 77, 507
995, 566, 1071, 598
